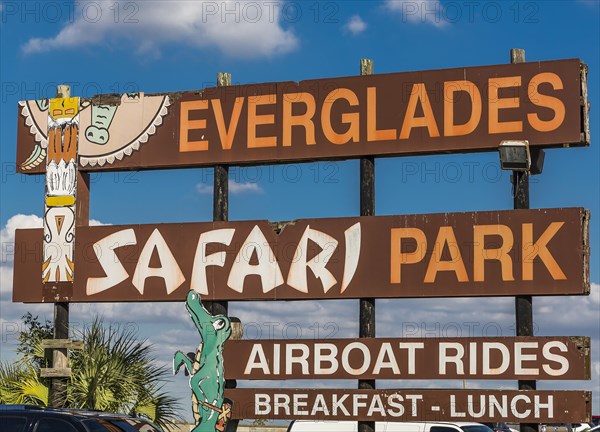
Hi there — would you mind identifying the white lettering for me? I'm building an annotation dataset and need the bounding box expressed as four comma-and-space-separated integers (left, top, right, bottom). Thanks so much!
341, 222, 361, 293
228, 225, 284, 293
294, 394, 309, 415
399, 342, 424, 375
287, 226, 338, 293
450, 394, 466, 417
190, 228, 235, 295
332, 394, 350, 416
255, 394, 271, 415
87, 229, 136, 295
132, 229, 185, 295
440, 342, 465, 375
286, 344, 310, 375
511, 395, 531, 419
483, 342, 510, 375
534, 395, 554, 419
314, 343, 339, 375
353, 394, 368, 416
405, 394, 422, 417
341, 342, 371, 375
367, 395, 386, 417
387, 394, 405, 417
542, 341, 569, 376
274, 394, 291, 416
515, 342, 539, 375
310, 394, 330, 417
244, 344, 270, 375
373, 342, 400, 375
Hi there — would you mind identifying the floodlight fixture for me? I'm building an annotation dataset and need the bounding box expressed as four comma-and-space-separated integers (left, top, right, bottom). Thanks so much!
498, 140, 531, 172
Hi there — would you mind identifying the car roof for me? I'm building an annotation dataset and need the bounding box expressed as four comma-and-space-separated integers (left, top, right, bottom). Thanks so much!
0, 404, 147, 421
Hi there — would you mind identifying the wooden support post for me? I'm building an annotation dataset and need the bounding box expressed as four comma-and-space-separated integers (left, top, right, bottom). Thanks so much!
511, 48, 538, 432
50, 301, 68, 407
358, 58, 375, 432
48, 84, 70, 408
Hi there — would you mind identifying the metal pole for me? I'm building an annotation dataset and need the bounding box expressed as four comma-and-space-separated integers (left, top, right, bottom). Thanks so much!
358, 58, 375, 432
511, 48, 538, 432
208, 72, 230, 317
211, 72, 239, 432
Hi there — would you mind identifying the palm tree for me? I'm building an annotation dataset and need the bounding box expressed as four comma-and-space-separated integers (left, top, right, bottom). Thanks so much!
1, 313, 51, 406
0, 361, 48, 405
0, 315, 179, 430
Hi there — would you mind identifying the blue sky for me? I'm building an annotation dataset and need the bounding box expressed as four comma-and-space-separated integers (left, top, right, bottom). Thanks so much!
0, 0, 599, 423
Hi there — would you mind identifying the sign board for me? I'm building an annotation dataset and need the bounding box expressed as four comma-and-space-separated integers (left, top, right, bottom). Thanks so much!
223, 336, 590, 380
226, 389, 591, 423
16, 59, 588, 174
12, 208, 589, 302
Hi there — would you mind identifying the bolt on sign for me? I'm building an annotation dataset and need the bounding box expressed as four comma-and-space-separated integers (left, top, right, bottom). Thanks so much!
223, 337, 591, 381
225, 389, 591, 423
12, 208, 589, 303
16, 59, 588, 174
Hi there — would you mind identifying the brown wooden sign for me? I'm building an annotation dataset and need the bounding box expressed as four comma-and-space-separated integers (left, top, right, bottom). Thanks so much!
226, 389, 591, 422
16, 59, 588, 174
223, 337, 590, 381
12, 208, 589, 303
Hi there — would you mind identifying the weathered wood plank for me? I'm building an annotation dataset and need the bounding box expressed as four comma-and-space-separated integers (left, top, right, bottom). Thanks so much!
41, 339, 83, 350
41, 368, 71, 378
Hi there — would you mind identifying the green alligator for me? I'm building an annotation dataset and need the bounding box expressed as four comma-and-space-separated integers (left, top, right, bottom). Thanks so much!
174, 291, 232, 432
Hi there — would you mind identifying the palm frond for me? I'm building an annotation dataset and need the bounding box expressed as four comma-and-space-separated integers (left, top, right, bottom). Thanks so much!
0, 361, 48, 406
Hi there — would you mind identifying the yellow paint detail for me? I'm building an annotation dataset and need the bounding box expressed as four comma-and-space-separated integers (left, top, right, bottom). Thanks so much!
49, 97, 79, 120
46, 196, 76, 207
66, 256, 75, 272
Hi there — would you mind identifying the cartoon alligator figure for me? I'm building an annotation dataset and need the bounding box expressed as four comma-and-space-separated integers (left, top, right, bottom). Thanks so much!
174, 291, 233, 432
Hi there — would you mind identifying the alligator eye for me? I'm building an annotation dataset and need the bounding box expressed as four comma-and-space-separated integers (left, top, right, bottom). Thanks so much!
213, 319, 225, 330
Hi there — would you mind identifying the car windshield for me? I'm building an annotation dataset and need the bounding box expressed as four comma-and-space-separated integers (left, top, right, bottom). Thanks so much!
462, 426, 495, 432
82, 418, 163, 432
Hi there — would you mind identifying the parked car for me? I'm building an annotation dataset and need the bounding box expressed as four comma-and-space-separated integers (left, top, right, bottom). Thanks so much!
0, 405, 163, 432
482, 423, 513, 432
573, 424, 594, 432
287, 421, 495, 432
543, 424, 594, 432
591, 418, 600, 428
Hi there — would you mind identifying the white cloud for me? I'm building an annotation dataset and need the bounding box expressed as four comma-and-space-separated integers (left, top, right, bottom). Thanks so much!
0, 214, 42, 266
0, 214, 42, 247
22, 0, 298, 58
196, 180, 263, 195
0, 214, 106, 265
385, 0, 448, 28
196, 183, 213, 195
228, 181, 263, 194
344, 15, 367, 35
